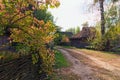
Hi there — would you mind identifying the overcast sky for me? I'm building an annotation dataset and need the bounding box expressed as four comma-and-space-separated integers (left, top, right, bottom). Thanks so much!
49, 0, 100, 31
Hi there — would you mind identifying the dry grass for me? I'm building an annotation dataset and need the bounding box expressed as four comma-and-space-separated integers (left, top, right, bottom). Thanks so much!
76, 49, 120, 69
76, 49, 120, 61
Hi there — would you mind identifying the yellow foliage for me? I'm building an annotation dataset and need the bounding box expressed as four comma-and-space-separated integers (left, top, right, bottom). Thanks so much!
0, 0, 60, 78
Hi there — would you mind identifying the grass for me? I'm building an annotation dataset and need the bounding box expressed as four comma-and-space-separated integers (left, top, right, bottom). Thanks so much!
63, 46, 72, 48
54, 50, 70, 69
62, 46, 75, 49
51, 50, 79, 80
77, 49, 120, 61
114, 48, 120, 52
48, 50, 71, 80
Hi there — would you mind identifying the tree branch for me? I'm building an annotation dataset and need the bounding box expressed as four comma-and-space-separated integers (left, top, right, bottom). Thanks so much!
11, 13, 32, 25
9, 12, 21, 23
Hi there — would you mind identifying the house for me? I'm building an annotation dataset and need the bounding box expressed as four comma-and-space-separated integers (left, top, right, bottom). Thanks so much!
70, 27, 97, 48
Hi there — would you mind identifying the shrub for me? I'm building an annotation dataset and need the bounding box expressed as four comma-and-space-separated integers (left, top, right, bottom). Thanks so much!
11, 42, 30, 54
91, 22, 120, 51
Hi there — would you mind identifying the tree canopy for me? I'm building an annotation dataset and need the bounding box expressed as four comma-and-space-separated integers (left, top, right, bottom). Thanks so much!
0, 0, 60, 79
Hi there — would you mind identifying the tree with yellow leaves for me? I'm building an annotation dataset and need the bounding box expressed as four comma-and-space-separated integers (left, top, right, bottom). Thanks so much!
0, 0, 60, 79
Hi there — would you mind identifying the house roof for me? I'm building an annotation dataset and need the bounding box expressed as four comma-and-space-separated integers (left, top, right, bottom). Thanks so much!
71, 27, 96, 39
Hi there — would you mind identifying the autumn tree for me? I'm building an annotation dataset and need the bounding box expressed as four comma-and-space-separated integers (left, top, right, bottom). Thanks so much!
0, 0, 60, 79
0, 0, 59, 36
75, 26, 80, 34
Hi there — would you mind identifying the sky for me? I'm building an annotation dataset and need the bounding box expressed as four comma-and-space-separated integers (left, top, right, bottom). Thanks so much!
49, 0, 101, 31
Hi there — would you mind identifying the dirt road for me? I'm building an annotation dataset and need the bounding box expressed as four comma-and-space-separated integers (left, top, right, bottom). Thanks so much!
57, 47, 120, 80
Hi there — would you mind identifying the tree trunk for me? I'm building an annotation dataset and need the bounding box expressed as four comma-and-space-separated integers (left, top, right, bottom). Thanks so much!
99, 0, 105, 36
5, 27, 11, 37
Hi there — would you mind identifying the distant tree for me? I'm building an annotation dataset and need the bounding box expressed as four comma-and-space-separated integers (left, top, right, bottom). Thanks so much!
104, 22, 120, 50
34, 9, 54, 23
105, 3, 120, 29
72, 28, 76, 34
54, 26, 62, 45
93, 0, 119, 36
75, 26, 80, 34
82, 22, 89, 27
92, 21, 120, 51
66, 27, 76, 34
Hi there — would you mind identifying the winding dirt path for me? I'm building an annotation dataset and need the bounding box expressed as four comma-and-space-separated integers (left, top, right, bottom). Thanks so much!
57, 47, 120, 80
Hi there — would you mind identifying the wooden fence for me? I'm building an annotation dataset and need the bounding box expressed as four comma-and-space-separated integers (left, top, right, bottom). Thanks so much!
0, 55, 37, 80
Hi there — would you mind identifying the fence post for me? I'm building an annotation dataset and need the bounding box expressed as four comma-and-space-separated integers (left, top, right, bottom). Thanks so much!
0, 57, 4, 64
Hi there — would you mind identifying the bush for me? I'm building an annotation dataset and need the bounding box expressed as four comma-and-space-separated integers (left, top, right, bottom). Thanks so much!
11, 42, 30, 54
91, 22, 120, 51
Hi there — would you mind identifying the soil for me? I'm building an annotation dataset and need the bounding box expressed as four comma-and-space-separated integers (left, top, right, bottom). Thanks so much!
57, 47, 120, 80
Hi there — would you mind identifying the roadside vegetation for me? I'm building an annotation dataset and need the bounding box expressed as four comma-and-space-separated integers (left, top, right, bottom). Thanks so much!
54, 50, 70, 69
50, 50, 81, 80
62, 46, 74, 49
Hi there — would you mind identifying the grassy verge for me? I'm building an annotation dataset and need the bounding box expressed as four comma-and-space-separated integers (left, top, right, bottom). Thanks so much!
50, 50, 79, 80
54, 50, 70, 69
62, 46, 75, 48
62, 46, 73, 48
